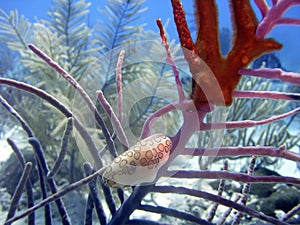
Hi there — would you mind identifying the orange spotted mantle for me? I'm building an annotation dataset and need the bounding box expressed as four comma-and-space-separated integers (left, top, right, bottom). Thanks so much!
102, 134, 172, 188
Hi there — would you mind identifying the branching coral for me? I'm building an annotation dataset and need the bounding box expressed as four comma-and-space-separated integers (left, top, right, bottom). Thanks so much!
170, 0, 299, 107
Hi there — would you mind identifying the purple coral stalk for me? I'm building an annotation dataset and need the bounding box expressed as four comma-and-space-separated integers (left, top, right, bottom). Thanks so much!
4, 166, 107, 225
156, 19, 185, 102
97, 90, 129, 148
255, 0, 300, 38
201, 107, 300, 130
28, 44, 118, 159
183, 146, 300, 162
164, 170, 300, 185
47, 117, 73, 178
0, 78, 102, 168
240, 68, 300, 85
116, 50, 125, 122
153, 186, 289, 225
234, 90, 300, 101
5, 162, 33, 224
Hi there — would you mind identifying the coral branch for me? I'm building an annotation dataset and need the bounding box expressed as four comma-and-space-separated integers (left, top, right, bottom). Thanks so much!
126, 220, 163, 225
0, 95, 34, 137
164, 170, 300, 185
232, 156, 257, 224
85, 195, 94, 225
97, 90, 129, 148
7, 138, 35, 225
183, 146, 300, 162
239, 68, 300, 85
254, 0, 269, 18
36, 160, 52, 225
156, 19, 185, 102
97, 91, 129, 148
256, 0, 300, 38
0, 96, 56, 224
276, 17, 300, 25
28, 44, 118, 158
217, 194, 242, 225
202, 107, 300, 130
138, 204, 213, 225
140, 99, 195, 138
29, 137, 71, 225
140, 103, 176, 138
282, 202, 300, 221
116, 50, 125, 122
84, 163, 107, 225
47, 117, 73, 178
153, 186, 289, 225
108, 185, 153, 225
170, 0, 194, 51
234, 90, 300, 101
207, 160, 228, 222
0, 78, 102, 168
5, 162, 32, 225
99, 180, 117, 216
171, 0, 282, 106
194, 0, 220, 61
4, 166, 107, 225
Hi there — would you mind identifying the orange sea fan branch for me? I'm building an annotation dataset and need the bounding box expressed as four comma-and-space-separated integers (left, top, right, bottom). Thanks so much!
171, 0, 282, 108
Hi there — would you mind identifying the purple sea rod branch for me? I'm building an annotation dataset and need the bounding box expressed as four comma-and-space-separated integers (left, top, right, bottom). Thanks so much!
5, 162, 32, 225
127, 219, 167, 225
217, 194, 242, 225
201, 107, 300, 130
255, 0, 300, 38
47, 117, 73, 178
36, 160, 52, 225
156, 19, 185, 102
7, 138, 35, 225
29, 137, 71, 225
84, 163, 107, 225
232, 156, 257, 225
0, 95, 70, 224
85, 195, 94, 224
97, 90, 129, 148
140, 103, 176, 138
276, 17, 300, 25
0, 78, 102, 168
140, 99, 195, 138
207, 160, 228, 222
153, 186, 290, 225
138, 204, 214, 225
164, 170, 300, 185
0, 95, 34, 137
239, 68, 300, 85
116, 50, 125, 122
254, 0, 269, 17
234, 90, 300, 101
99, 179, 117, 215
107, 185, 154, 225
28, 44, 118, 158
183, 146, 300, 162
0, 78, 73, 117
282, 202, 300, 221
4, 167, 107, 225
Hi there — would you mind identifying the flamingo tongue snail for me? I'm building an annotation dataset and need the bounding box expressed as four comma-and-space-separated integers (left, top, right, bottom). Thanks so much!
102, 134, 172, 188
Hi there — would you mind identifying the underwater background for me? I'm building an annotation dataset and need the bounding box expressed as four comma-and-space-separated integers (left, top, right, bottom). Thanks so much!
0, 0, 300, 224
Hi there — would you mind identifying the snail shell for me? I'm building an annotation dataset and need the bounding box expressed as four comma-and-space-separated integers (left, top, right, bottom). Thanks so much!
102, 134, 172, 188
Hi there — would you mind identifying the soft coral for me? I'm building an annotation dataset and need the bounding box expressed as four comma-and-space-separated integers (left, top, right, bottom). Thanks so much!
171, 0, 282, 107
